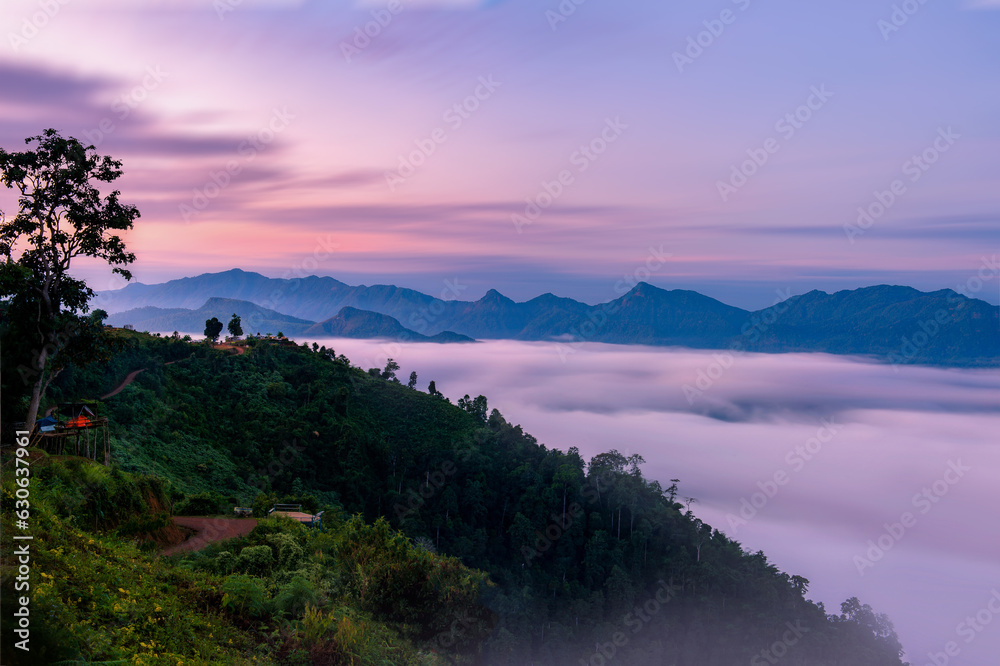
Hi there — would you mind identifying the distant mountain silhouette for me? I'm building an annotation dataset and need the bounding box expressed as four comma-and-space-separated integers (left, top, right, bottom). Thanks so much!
106, 297, 314, 336
99, 269, 1000, 366
303, 307, 474, 343
107, 298, 475, 344
742, 285, 1000, 365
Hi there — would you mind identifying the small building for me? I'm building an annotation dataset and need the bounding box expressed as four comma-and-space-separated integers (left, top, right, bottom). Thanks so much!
31, 403, 110, 464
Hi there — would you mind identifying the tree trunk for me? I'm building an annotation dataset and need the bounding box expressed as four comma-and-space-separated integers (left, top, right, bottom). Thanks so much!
499, 497, 508, 536
23, 346, 48, 433
24, 278, 56, 433
562, 486, 567, 528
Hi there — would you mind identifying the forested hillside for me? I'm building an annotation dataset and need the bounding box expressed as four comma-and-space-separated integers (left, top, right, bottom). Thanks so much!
2, 331, 909, 664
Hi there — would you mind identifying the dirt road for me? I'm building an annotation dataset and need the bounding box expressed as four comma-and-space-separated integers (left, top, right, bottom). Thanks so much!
162, 516, 257, 556
99, 368, 146, 400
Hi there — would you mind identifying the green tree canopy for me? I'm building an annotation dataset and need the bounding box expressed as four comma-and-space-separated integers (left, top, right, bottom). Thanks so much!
227, 313, 243, 339
0, 129, 138, 429
204, 317, 224, 342
381, 358, 399, 381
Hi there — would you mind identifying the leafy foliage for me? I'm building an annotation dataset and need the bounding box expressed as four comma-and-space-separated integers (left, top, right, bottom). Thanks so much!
0, 129, 139, 428
2, 332, 909, 665
205, 316, 224, 342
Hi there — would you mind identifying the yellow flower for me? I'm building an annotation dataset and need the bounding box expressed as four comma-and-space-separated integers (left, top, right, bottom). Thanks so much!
118, 588, 127, 594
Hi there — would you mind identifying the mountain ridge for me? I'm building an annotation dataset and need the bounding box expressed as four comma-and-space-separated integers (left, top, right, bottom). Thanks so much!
98, 269, 1000, 366
304, 306, 475, 343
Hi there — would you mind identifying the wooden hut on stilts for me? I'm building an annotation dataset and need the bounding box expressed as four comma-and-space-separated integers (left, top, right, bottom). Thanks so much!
31, 403, 110, 464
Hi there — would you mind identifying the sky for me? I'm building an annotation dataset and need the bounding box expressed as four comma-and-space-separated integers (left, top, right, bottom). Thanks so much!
1, 0, 998, 310
302, 337, 1000, 665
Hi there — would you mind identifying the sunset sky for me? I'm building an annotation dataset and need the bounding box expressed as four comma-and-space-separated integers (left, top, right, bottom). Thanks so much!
1, 0, 998, 308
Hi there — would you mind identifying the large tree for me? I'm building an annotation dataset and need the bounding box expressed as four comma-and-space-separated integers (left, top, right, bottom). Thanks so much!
0, 129, 138, 431
205, 317, 224, 343
227, 313, 243, 339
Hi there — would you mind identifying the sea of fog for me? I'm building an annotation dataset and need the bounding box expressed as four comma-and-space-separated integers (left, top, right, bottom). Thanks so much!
297, 337, 999, 665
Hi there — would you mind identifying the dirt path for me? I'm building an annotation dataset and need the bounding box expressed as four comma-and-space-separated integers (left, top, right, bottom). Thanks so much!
213, 343, 246, 355
99, 368, 146, 400
162, 516, 257, 556
96, 354, 190, 402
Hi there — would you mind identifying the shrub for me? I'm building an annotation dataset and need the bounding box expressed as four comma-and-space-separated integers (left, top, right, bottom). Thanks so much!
273, 576, 319, 618
216, 550, 237, 575
221, 574, 268, 617
266, 532, 304, 571
237, 545, 274, 576
174, 491, 226, 516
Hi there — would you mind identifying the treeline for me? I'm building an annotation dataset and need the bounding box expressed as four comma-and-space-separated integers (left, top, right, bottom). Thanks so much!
29, 331, 906, 664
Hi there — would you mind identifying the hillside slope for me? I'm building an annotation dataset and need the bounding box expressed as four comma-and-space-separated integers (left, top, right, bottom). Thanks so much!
16, 332, 910, 665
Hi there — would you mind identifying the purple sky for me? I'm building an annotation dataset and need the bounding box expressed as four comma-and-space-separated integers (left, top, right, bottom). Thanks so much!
1, 0, 998, 309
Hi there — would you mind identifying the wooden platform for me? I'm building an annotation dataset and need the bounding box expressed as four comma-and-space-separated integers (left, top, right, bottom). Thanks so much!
32, 417, 110, 465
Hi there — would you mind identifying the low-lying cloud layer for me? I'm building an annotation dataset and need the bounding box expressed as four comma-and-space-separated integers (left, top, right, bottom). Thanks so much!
305, 338, 1000, 664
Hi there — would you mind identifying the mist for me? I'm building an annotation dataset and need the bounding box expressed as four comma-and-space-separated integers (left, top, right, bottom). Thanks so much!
303, 337, 1000, 665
